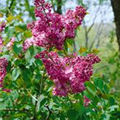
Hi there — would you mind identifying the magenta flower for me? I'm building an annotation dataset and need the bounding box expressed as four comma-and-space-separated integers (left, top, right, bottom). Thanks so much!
84, 96, 91, 107
23, 0, 86, 51
0, 36, 3, 53
0, 58, 8, 88
3, 88, 11, 93
35, 52, 101, 96
0, 22, 6, 32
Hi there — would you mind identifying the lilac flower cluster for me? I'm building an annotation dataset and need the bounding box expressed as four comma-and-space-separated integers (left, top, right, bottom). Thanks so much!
23, 0, 86, 51
84, 96, 91, 107
6, 37, 15, 50
0, 22, 6, 53
35, 51, 101, 96
0, 36, 3, 53
0, 22, 6, 32
23, 0, 101, 97
0, 58, 8, 88
0, 22, 6, 88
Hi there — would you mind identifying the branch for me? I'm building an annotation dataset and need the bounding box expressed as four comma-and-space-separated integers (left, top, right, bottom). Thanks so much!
0, 109, 28, 112
6, 0, 15, 16
25, 0, 35, 20
89, 6, 105, 51
87, 5, 101, 33
45, 106, 52, 120
56, 0, 62, 14
89, 21, 103, 51
51, 0, 56, 13
94, 65, 110, 74
96, 5, 111, 48
73, 40, 76, 52
83, 20, 89, 48
32, 100, 38, 120
0, 108, 32, 119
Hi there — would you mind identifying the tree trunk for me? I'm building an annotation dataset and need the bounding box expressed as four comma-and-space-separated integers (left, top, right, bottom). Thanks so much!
111, 0, 120, 54
56, 0, 62, 14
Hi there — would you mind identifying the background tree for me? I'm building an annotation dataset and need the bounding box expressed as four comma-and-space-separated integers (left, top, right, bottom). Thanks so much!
111, 0, 120, 54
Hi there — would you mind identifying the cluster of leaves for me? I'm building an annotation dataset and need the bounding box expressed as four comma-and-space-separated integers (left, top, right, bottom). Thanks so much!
0, 1, 120, 120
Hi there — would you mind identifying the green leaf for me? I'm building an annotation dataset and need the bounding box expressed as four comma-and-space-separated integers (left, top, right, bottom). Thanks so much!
7, 15, 15, 23
13, 43, 22, 55
66, 38, 74, 46
6, 61, 11, 72
37, 95, 47, 111
94, 78, 104, 92
15, 24, 27, 32
24, 30, 32, 38
109, 97, 115, 106
14, 113, 27, 117
12, 67, 21, 81
67, 109, 79, 120
85, 81, 96, 92
25, 46, 41, 63
64, 40, 68, 52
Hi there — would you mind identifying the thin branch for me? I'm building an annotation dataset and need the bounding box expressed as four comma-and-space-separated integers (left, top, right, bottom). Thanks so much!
25, 0, 35, 20
6, 0, 15, 16
45, 106, 52, 120
89, 7, 105, 51
73, 40, 76, 52
32, 100, 38, 120
89, 20, 103, 51
83, 20, 89, 48
0, 109, 28, 112
40, 69, 46, 94
87, 5, 101, 33
96, 5, 111, 48
0, 108, 32, 118
56, 0, 62, 14
51, 0, 56, 12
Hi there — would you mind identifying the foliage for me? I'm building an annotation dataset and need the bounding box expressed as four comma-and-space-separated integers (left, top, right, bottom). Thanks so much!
0, 0, 120, 120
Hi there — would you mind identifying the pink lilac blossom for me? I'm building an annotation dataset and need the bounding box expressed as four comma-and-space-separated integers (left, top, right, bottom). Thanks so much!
0, 22, 6, 32
6, 37, 15, 50
0, 22, 5, 53
2, 88, 11, 93
23, 0, 86, 51
23, 36, 37, 51
0, 58, 8, 88
84, 96, 91, 107
0, 36, 3, 53
35, 51, 101, 96
0, 23, 11, 92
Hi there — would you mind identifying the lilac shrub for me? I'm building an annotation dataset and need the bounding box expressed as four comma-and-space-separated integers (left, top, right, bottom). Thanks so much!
23, 0, 101, 97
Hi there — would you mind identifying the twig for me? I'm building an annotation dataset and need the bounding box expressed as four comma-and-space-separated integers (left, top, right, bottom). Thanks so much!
73, 40, 76, 52
6, 0, 15, 17
87, 6, 101, 33
45, 106, 52, 120
51, 0, 56, 13
83, 20, 89, 48
25, 0, 35, 20
0, 109, 27, 112
32, 100, 38, 120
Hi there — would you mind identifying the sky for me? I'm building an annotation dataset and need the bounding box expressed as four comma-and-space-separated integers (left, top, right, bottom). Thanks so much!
0, 0, 114, 25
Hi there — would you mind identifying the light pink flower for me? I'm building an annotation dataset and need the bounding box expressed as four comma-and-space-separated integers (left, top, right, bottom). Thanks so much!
84, 96, 91, 107
6, 37, 15, 50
